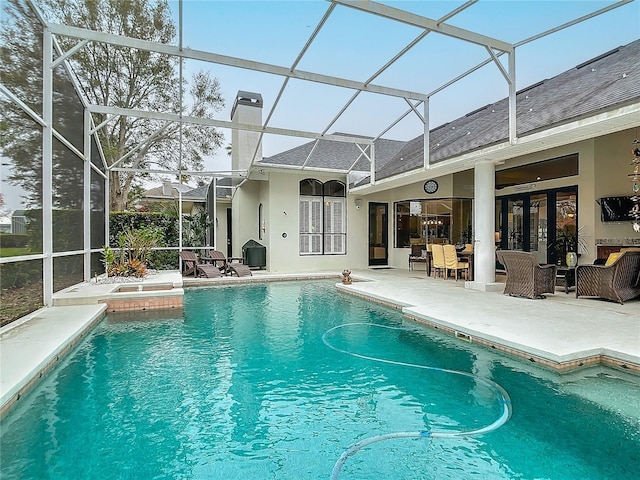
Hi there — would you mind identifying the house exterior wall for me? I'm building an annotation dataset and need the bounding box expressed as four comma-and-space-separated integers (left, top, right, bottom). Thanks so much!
232, 180, 261, 257
358, 174, 459, 269
492, 128, 639, 263
232, 129, 636, 272
214, 201, 231, 254
243, 171, 369, 273
593, 129, 638, 246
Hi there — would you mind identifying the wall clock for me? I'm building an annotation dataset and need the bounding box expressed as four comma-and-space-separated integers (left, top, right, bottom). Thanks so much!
423, 179, 438, 194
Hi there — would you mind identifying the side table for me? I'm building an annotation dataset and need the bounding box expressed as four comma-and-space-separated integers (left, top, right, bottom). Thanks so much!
555, 266, 576, 294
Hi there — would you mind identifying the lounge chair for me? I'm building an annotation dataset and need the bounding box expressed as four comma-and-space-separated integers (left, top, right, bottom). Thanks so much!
496, 251, 556, 299
206, 250, 253, 277
575, 250, 640, 304
205, 250, 230, 272
179, 251, 223, 278
227, 262, 252, 277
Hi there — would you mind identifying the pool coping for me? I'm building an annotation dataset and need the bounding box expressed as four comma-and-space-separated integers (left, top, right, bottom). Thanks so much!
336, 280, 640, 375
0, 304, 107, 417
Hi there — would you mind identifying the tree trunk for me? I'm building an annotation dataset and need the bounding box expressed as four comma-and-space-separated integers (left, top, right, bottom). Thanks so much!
109, 170, 127, 212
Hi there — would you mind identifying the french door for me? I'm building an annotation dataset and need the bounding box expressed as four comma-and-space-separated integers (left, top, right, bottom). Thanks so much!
368, 203, 388, 266
497, 187, 577, 266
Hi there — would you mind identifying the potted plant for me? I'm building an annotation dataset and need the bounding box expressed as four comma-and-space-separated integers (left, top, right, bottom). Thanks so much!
555, 225, 589, 266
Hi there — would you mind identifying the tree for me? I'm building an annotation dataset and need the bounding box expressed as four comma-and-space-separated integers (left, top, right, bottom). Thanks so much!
3, 0, 225, 211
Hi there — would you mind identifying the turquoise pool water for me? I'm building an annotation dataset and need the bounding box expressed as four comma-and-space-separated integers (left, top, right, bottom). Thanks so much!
1, 280, 639, 479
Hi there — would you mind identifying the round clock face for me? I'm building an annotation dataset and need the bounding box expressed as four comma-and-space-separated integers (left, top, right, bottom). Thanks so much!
423, 180, 438, 194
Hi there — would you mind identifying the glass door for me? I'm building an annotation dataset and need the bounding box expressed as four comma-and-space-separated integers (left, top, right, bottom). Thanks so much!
507, 198, 524, 250
497, 187, 577, 266
369, 203, 388, 266
529, 194, 548, 265
554, 191, 578, 265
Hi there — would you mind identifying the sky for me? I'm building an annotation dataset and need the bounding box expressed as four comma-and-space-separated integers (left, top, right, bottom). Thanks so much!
166, 0, 640, 172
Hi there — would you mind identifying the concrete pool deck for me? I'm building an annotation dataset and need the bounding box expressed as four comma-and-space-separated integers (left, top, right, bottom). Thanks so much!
1, 267, 639, 415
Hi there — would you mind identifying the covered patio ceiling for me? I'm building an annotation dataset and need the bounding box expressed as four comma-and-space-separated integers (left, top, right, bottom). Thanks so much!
38, 0, 639, 187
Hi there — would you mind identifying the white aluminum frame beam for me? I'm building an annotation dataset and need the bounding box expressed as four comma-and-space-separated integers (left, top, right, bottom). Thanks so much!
42, 29, 54, 306
47, 23, 427, 101
248, 2, 337, 170
331, 0, 513, 53
87, 104, 374, 146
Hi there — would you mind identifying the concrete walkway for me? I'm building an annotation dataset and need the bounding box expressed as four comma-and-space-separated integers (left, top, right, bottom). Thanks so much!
1, 267, 638, 415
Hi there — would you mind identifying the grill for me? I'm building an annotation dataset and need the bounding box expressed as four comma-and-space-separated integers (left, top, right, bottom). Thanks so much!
242, 239, 266, 269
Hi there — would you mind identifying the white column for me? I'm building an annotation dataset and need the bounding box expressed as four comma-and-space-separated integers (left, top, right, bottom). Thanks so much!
467, 160, 502, 291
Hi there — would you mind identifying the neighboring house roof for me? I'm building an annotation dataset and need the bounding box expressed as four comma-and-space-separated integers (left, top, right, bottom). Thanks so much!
142, 179, 235, 204
372, 39, 640, 182
259, 134, 405, 172
182, 185, 208, 201
142, 182, 193, 200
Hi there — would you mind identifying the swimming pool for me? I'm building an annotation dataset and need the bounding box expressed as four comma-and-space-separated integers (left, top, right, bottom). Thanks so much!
1, 280, 638, 479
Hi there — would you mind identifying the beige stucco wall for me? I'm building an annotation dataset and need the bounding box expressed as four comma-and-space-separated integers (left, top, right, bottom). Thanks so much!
260, 171, 369, 273
593, 129, 639, 246
356, 173, 460, 269
232, 180, 261, 257
214, 201, 231, 254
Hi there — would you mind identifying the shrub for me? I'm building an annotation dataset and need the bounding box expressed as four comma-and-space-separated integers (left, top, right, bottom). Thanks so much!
0, 234, 29, 248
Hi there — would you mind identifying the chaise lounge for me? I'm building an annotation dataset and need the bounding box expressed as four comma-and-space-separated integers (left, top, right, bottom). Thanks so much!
496, 250, 556, 299
575, 250, 640, 304
179, 251, 223, 278
207, 250, 253, 277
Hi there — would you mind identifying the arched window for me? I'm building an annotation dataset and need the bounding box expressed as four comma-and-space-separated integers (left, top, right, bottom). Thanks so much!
299, 179, 346, 255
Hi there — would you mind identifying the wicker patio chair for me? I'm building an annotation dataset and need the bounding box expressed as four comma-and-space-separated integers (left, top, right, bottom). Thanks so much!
575, 250, 640, 304
496, 251, 556, 299
179, 251, 223, 278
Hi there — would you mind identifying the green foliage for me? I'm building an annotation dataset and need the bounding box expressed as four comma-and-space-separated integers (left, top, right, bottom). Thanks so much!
0, 259, 42, 290
182, 209, 212, 247
0, 234, 29, 248
110, 212, 179, 247
102, 245, 115, 274
107, 212, 180, 275
30, 0, 225, 211
146, 250, 179, 270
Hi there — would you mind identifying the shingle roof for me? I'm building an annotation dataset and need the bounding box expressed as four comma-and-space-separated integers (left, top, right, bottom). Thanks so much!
374, 39, 640, 181
259, 134, 405, 172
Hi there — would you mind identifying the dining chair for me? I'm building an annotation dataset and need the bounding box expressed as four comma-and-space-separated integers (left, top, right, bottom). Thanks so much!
430, 244, 446, 278
443, 244, 469, 281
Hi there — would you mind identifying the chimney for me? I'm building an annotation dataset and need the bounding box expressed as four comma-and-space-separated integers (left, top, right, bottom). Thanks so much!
231, 91, 263, 171
162, 181, 173, 196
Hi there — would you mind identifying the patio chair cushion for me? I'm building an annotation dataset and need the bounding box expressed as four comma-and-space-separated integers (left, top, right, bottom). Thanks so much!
605, 252, 621, 266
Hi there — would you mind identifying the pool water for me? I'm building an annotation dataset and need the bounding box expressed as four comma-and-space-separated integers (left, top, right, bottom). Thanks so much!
1, 281, 638, 479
